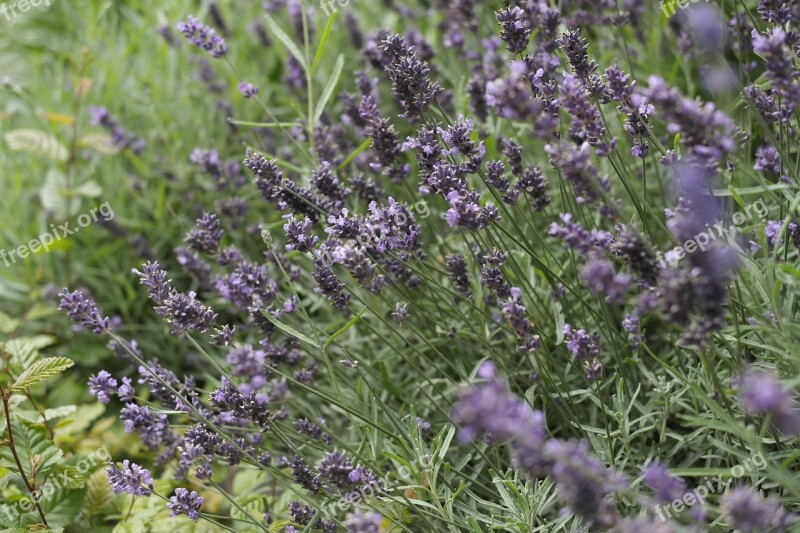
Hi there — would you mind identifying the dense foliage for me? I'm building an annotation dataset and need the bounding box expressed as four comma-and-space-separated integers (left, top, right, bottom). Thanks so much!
3, 0, 800, 531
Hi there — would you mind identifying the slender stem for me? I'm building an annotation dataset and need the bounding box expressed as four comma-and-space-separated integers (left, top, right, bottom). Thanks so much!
1, 391, 49, 527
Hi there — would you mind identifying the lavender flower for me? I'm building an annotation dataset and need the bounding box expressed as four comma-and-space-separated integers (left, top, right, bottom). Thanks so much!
580, 257, 631, 304
563, 324, 600, 361
185, 212, 223, 255
755, 145, 784, 178
501, 287, 540, 352
516, 167, 549, 210
359, 95, 408, 182
416, 417, 430, 434
296, 418, 332, 445
88, 371, 118, 404
644, 76, 736, 168
107, 460, 154, 496
496, 7, 531, 55
445, 189, 499, 231
87, 106, 146, 153
238, 82, 259, 98
344, 511, 383, 533
446, 254, 472, 298
286, 454, 323, 493
177, 16, 228, 58
312, 255, 351, 310
58, 289, 112, 334
560, 29, 607, 100
118, 377, 135, 402
765, 220, 783, 247
737, 369, 800, 435
317, 451, 354, 489
559, 74, 610, 151
133, 262, 218, 335
288, 501, 315, 526
167, 488, 204, 522
191, 148, 223, 180
642, 462, 686, 503
544, 439, 627, 528
120, 404, 172, 449
752, 28, 800, 115
611, 226, 660, 285
391, 302, 409, 324
283, 216, 319, 253
622, 313, 643, 349
545, 143, 611, 209
721, 487, 796, 532
378, 34, 442, 118
549, 213, 610, 256
245, 149, 332, 222
452, 363, 544, 446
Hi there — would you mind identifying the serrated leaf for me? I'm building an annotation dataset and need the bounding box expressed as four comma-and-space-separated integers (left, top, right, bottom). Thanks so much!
0, 417, 63, 479
313, 54, 344, 124
11, 357, 74, 392
0, 395, 25, 434
112, 521, 148, 533
79, 132, 119, 155
231, 494, 268, 532
4, 129, 68, 161
56, 403, 105, 436
40, 488, 86, 528
36, 405, 77, 423
0, 311, 20, 334
264, 13, 306, 70
71, 180, 103, 198
48, 465, 85, 489
82, 469, 113, 516
15, 405, 76, 425
37, 112, 75, 126
2, 339, 39, 379
40, 168, 69, 219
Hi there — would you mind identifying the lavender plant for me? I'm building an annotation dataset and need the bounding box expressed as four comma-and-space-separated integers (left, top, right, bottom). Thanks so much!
3, 0, 800, 531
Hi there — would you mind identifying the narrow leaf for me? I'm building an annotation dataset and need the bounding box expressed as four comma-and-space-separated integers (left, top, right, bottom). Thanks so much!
311, 11, 338, 74
264, 13, 306, 70
338, 138, 372, 171
313, 54, 344, 124
259, 309, 320, 350
324, 305, 367, 351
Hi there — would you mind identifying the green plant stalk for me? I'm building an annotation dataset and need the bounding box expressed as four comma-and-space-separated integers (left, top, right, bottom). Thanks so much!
1, 390, 49, 527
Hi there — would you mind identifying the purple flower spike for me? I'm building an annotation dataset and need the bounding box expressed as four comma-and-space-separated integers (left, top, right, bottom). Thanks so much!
496, 6, 531, 55
58, 289, 112, 334
238, 82, 259, 98
88, 371, 118, 404
167, 487, 204, 522
737, 369, 800, 435
177, 16, 228, 58
108, 460, 154, 496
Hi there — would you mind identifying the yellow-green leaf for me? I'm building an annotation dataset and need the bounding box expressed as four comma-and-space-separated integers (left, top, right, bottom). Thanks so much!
11, 356, 74, 392
4, 129, 68, 161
